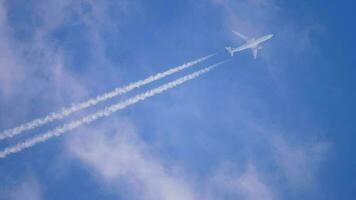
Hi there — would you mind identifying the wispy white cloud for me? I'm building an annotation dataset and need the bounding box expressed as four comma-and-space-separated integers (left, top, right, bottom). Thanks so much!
0, 0, 135, 134
208, 163, 276, 200
1, 176, 42, 200
271, 135, 330, 190
67, 118, 196, 200
0, 0, 91, 129
0, 3, 26, 97
239, 120, 331, 195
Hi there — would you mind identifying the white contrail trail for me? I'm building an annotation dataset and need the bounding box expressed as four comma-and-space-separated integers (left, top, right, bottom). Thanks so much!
0, 54, 215, 141
0, 61, 226, 158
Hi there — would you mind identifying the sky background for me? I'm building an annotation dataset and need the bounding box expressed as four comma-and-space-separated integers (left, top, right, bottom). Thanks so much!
0, 0, 355, 200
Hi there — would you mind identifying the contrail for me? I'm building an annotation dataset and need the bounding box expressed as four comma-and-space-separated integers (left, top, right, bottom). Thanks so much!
0, 54, 215, 141
0, 61, 226, 158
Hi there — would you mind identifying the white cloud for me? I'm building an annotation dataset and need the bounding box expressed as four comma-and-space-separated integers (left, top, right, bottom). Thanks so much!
0, 0, 133, 99
2, 176, 43, 200
210, 163, 276, 200
271, 136, 330, 190
0, 1, 85, 98
235, 165, 275, 200
67, 118, 196, 200
241, 119, 330, 192
0, 0, 134, 131
0, 3, 26, 97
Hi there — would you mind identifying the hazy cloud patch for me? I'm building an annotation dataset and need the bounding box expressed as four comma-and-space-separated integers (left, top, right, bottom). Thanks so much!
67, 118, 196, 200
1, 176, 43, 200
209, 163, 277, 200
271, 135, 330, 190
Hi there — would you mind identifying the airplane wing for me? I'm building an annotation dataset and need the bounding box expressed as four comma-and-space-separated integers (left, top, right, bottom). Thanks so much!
252, 47, 258, 59
232, 30, 249, 42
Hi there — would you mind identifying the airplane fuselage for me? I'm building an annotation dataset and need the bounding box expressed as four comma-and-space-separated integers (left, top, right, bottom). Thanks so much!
236, 34, 273, 51
251, 34, 273, 47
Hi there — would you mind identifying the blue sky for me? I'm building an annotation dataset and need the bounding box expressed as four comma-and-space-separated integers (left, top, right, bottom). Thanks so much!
0, 0, 355, 199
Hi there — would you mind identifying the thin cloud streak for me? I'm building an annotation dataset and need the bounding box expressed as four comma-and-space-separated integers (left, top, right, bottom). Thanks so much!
0, 54, 215, 141
0, 60, 226, 158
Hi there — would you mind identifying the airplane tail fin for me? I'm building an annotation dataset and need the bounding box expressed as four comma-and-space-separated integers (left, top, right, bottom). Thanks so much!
225, 47, 234, 56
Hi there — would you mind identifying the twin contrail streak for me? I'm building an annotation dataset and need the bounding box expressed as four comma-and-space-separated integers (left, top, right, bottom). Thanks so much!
0, 54, 215, 141
0, 61, 226, 158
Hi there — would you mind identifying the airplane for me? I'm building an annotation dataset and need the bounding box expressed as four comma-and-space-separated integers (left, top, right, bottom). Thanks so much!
225, 30, 273, 59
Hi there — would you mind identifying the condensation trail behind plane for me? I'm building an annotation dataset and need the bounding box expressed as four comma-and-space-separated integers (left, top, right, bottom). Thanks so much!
0, 61, 226, 158
0, 54, 215, 141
